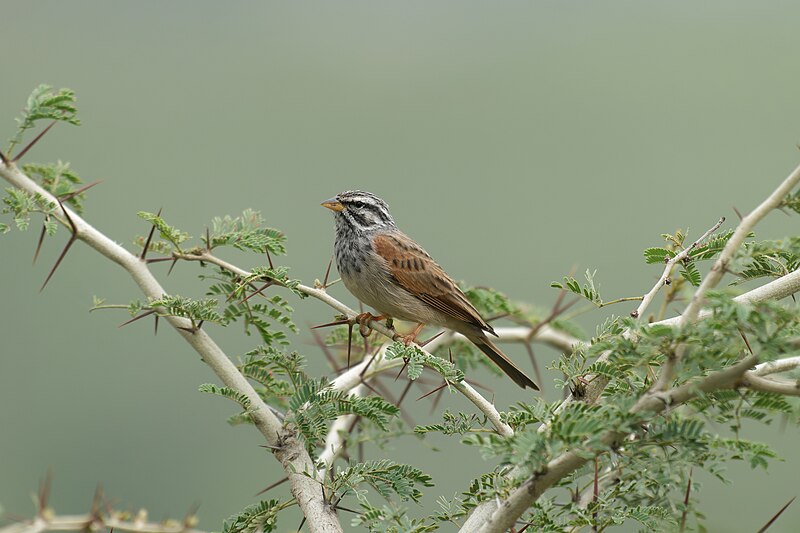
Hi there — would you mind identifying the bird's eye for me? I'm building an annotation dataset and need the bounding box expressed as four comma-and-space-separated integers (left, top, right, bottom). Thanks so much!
352, 201, 365, 209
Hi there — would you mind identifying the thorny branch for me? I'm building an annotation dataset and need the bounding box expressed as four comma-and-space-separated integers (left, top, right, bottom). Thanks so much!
1, 511, 205, 533
461, 163, 800, 532
632, 216, 726, 320
0, 161, 344, 533
5, 139, 800, 532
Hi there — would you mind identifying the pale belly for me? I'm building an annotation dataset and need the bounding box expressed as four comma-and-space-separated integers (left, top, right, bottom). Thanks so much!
341, 262, 443, 326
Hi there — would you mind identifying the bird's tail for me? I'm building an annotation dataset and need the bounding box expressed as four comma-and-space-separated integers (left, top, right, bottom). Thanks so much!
470, 335, 539, 390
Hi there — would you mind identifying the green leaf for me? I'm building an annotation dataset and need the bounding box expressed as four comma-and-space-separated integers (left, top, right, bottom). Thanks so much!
22, 161, 86, 214
680, 261, 702, 287
643, 247, 674, 264
554, 270, 602, 305
333, 460, 434, 503
8, 85, 80, 155
148, 294, 224, 324
385, 341, 463, 383
137, 211, 190, 250
222, 499, 282, 533
210, 209, 287, 255
2, 187, 58, 233
415, 410, 483, 435
198, 383, 251, 410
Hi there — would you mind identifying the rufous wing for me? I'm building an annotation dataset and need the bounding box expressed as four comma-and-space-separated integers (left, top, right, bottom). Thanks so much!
372, 233, 492, 333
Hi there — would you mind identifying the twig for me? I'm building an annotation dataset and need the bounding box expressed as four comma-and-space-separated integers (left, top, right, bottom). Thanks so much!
632, 216, 725, 320
756, 496, 796, 533
0, 514, 206, 533
739, 373, 800, 396
752, 356, 800, 376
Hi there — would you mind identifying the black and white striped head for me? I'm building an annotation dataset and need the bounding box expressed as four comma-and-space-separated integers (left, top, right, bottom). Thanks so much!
321, 190, 396, 232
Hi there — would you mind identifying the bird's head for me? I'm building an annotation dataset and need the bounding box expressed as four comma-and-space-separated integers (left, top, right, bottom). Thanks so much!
321, 190, 396, 232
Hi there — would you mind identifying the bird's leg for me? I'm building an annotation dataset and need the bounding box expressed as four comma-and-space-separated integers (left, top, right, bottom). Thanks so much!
355, 312, 387, 338
399, 322, 426, 346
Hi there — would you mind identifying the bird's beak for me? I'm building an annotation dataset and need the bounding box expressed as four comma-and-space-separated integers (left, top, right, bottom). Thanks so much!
321, 198, 345, 212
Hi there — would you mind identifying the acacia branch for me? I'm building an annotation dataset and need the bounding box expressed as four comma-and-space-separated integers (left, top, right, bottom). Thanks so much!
0, 162, 342, 533
0, 514, 206, 533
463, 167, 800, 531
681, 162, 800, 324
318, 384, 365, 472
633, 216, 725, 320
739, 373, 800, 396
752, 355, 800, 376
471, 354, 761, 533
177, 250, 524, 436
653, 163, 800, 393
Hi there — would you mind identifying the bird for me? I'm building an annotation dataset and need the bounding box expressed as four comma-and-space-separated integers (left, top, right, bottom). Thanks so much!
321, 190, 539, 390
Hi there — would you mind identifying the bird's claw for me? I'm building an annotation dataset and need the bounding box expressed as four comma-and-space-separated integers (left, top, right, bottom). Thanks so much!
354, 312, 387, 338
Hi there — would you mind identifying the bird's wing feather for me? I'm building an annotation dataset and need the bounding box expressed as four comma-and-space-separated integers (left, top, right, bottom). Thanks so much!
373, 233, 492, 333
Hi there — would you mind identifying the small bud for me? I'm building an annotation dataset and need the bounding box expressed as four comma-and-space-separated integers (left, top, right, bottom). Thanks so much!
665, 277, 671, 285
630, 309, 639, 318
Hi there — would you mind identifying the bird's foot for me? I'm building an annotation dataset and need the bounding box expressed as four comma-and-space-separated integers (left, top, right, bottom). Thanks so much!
354, 312, 388, 338
397, 323, 426, 346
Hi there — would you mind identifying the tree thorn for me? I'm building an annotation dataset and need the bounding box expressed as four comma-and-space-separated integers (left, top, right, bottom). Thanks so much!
332, 504, 360, 515
254, 476, 289, 496
310, 318, 350, 330
40, 234, 76, 291
145, 256, 175, 264
738, 328, 754, 355
12, 120, 57, 162
322, 256, 333, 288
140, 207, 162, 260
417, 381, 448, 401
56, 197, 78, 235
756, 495, 796, 533
394, 358, 410, 381
33, 220, 48, 265
118, 309, 157, 328
265, 247, 274, 269
90, 483, 104, 518
183, 502, 201, 527
239, 282, 273, 305
418, 329, 446, 347
59, 180, 102, 203
396, 379, 414, 407
347, 322, 354, 369
167, 257, 178, 275
358, 377, 381, 397
37, 468, 53, 514
359, 346, 381, 378
430, 382, 447, 412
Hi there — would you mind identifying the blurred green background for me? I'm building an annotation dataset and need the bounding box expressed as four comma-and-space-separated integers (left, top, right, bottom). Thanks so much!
2, 1, 800, 531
